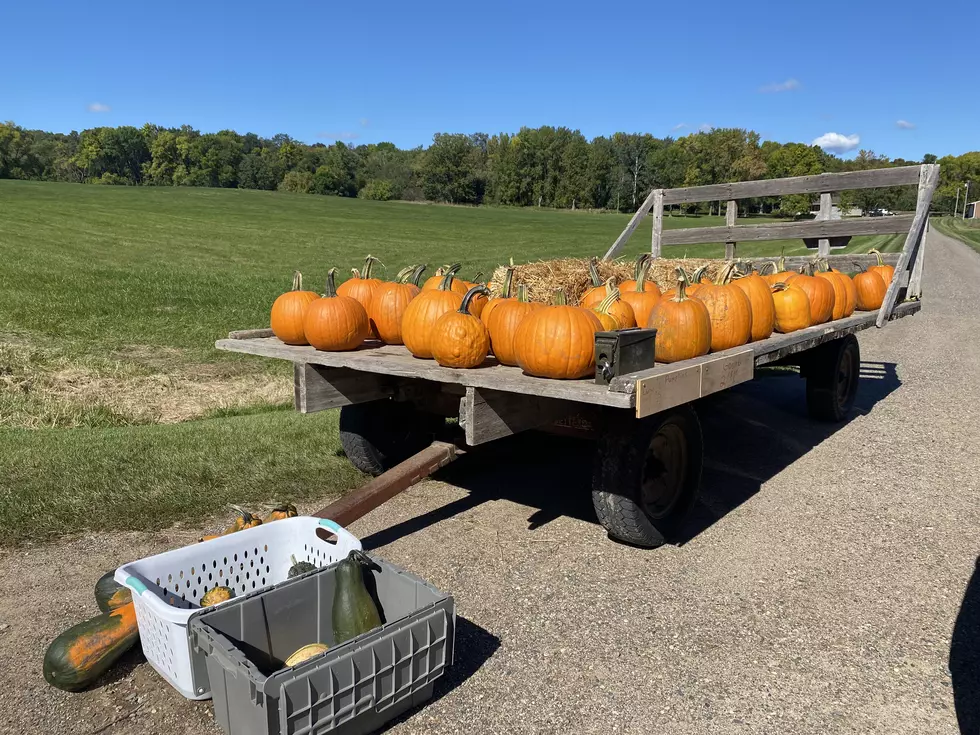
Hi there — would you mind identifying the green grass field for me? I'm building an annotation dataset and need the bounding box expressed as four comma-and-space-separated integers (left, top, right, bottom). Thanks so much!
934, 216, 980, 254
0, 180, 906, 543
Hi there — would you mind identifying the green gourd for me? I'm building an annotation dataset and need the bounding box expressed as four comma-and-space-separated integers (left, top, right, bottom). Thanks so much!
331, 550, 382, 645
94, 571, 132, 613
288, 555, 317, 578
43, 603, 139, 692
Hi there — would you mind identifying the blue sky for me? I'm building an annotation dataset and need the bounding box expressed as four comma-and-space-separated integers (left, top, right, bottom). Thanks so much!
2, 0, 975, 160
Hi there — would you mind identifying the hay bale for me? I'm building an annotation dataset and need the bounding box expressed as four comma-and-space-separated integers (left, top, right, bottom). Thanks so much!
489, 256, 724, 305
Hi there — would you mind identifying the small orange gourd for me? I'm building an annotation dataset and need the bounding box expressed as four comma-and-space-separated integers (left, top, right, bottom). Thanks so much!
620, 259, 662, 326
514, 291, 602, 379
733, 270, 775, 342
371, 265, 426, 345
645, 268, 711, 363
852, 265, 887, 311
271, 271, 319, 345
303, 269, 371, 351
403, 270, 464, 358
868, 249, 895, 286
692, 262, 753, 352
431, 286, 492, 368
771, 282, 811, 333
487, 284, 542, 366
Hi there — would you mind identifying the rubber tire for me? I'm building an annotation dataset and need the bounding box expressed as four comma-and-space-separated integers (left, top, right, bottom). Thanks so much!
805, 335, 861, 422
592, 405, 703, 548
339, 400, 445, 476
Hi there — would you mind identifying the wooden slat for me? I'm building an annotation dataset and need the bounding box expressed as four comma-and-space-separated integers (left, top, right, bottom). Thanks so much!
294, 364, 392, 413
661, 214, 914, 247
752, 253, 901, 272
877, 165, 939, 327
650, 189, 665, 258
661, 166, 920, 205
461, 387, 575, 446
603, 187, 660, 261
609, 300, 921, 395
634, 348, 754, 418
228, 328, 275, 340
215, 338, 634, 409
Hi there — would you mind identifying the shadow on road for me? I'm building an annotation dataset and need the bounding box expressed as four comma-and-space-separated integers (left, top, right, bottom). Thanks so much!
360, 361, 902, 550
951, 557, 980, 734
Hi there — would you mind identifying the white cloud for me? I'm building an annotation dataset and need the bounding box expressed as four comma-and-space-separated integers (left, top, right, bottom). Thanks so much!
812, 132, 861, 153
317, 131, 360, 141
759, 78, 801, 93
358, 117, 370, 128
86, 102, 111, 113
896, 119, 916, 130
672, 123, 687, 131
698, 123, 713, 133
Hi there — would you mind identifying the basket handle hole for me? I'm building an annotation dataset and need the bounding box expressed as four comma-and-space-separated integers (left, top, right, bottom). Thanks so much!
315, 527, 338, 545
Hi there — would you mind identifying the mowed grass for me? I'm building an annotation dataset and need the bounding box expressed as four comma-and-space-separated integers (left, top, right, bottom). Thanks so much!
934, 216, 980, 254
0, 180, 905, 544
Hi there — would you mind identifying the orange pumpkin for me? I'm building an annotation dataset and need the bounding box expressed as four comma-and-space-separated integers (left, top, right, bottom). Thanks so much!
868, 249, 895, 286
598, 281, 636, 328
514, 292, 602, 379
481, 266, 515, 327
371, 265, 425, 345
592, 289, 622, 330
303, 268, 371, 351
853, 266, 887, 311
431, 286, 492, 368
580, 257, 607, 309
620, 254, 658, 294
764, 256, 795, 286
733, 270, 775, 342
645, 268, 711, 363
403, 270, 463, 358
462, 273, 488, 318
423, 264, 461, 291
337, 256, 385, 337
487, 285, 542, 366
271, 271, 319, 345
815, 262, 853, 320
771, 282, 811, 333
620, 259, 662, 326
789, 265, 835, 324
692, 262, 753, 352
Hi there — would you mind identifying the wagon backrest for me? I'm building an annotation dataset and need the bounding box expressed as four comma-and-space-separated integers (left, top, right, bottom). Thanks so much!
603, 164, 940, 329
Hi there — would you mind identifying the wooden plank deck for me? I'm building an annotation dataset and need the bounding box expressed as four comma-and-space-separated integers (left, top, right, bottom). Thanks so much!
216, 300, 920, 411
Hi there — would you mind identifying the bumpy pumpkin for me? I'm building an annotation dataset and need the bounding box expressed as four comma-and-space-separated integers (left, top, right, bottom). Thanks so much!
263, 503, 298, 523
271, 271, 319, 345
514, 291, 602, 379
43, 602, 139, 692
771, 282, 811, 333
733, 270, 775, 342
337, 256, 384, 336
371, 265, 425, 345
620, 254, 658, 294
645, 268, 711, 363
481, 266, 515, 327
693, 262, 753, 352
853, 265, 887, 311
431, 286, 492, 368
868, 249, 895, 286
201, 586, 234, 607
403, 270, 463, 358
621, 259, 662, 326
304, 268, 371, 351
487, 285, 542, 366
788, 264, 835, 324
580, 258, 607, 308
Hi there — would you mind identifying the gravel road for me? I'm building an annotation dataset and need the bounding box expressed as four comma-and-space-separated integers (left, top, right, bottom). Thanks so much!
2, 230, 977, 735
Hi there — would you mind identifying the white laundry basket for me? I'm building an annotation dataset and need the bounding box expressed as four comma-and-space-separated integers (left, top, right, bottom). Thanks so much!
115, 517, 361, 700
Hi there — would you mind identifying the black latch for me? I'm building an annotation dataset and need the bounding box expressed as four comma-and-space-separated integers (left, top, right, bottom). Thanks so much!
594, 328, 657, 384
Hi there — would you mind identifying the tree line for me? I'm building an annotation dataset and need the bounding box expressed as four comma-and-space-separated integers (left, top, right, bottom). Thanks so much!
1, 120, 976, 216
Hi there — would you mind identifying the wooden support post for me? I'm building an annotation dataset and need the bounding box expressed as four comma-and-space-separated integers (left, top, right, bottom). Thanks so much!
603, 188, 660, 261
314, 441, 464, 527
876, 164, 939, 327
650, 189, 665, 258
724, 200, 737, 259
817, 192, 833, 257
460, 387, 575, 446
907, 225, 927, 299
294, 363, 392, 413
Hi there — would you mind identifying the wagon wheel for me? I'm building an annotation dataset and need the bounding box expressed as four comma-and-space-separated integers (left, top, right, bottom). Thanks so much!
592, 405, 703, 548
339, 400, 445, 476
804, 335, 861, 422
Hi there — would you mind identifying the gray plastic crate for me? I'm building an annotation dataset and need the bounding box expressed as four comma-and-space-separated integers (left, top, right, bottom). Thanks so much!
189, 556, 454, 735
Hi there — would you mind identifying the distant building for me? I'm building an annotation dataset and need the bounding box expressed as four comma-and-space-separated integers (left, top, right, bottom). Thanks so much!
967, 200, 979, 219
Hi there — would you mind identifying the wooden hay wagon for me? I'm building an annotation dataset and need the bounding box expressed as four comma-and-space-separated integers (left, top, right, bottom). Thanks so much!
217, 164, 938, 548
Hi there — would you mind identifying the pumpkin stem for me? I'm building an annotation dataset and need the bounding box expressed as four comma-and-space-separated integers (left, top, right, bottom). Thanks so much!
759, 261, 777, 276
552, 290, 569, 306
869, 248, 885, 267
409, 264, 427, 286
438, 269, 456, 291
458, 285, 490, 315
852, 261, 868, 273
771, 282, 792, 293
603, 277, 617, 295
633, 253, 651, 280
596, 287, 621, 315
671, 267, 690, 302
324, 268, 339, 298
291, 271, 304, 291
362, 255, 384, 279
501, 267, 515, 298
587, 257, 602, 287
393, 265, 415, 282
472, 271, 485, 284
633, 257, 651, 292
516, 284, 529, 303
350, 267, 361, 280
713, 261, 738, 285
690, 265, 708, 284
